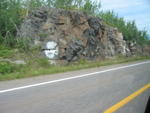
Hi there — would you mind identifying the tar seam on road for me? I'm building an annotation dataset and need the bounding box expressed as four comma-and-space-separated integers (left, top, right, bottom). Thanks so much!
0, 61, 150, 94
103, 83, 150, 113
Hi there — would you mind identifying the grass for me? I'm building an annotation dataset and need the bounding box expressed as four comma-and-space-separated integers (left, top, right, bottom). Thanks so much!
0, 55, 150, 81
0, 45, 16, 58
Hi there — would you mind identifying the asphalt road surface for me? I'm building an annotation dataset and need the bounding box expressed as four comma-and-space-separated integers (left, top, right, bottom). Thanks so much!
0, 60, 150, 113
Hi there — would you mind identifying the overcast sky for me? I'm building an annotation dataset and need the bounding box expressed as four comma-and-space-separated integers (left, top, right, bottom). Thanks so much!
100, 0, 150, 35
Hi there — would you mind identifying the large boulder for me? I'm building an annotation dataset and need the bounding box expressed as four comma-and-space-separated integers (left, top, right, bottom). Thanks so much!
17, 8, 130, 63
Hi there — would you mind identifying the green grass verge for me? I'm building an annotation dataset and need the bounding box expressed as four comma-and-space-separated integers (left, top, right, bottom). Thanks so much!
0, 56, 150, 81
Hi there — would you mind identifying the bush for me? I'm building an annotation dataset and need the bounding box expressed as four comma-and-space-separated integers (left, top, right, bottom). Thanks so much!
0, 0, 22, 46
36, 58, 50, 67
16, 39, 30, 51
99, 11, 149, 45
0, 62, 15, 74
0, 45, 15, 58
27, 58, 50, 68
78, 59, 87, 65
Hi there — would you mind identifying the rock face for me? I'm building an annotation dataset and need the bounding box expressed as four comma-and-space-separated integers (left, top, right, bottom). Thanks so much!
17, 8, 130, 62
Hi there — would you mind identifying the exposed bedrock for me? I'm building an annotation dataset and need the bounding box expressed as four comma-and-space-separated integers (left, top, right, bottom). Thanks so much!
17, 8, 131, 63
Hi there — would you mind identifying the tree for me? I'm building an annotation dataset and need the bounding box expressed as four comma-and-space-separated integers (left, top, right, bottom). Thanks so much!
99, 11, 149, 45
0, 0, 22, 46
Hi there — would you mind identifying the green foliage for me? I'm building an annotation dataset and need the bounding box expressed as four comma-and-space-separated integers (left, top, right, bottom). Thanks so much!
0, 33, 3, 42
27, 58, 50, 68
22, 0, 45, 14
81, 0, 101, 14
36, 58, 50, 67
16, 39, 30, 51
0, 45, 15, 58
0, 49, 14, 58
30, 45, 42, 51
78, 59, 87, 65
0, 0, 101, 49
0, 62, 15, 74
0, 0, 22, 45
0, 55, 150, 81
49, 0, 101, 14
99, 11, 149, 45
52, 0, 73, 9
0, 0, 148, 50
3, 33, 18, 47
0, 61, 26, 76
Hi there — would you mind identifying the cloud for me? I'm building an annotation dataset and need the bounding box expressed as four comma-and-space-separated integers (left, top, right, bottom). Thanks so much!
125, 13, 150, 33
101, 0, 143, 10
100, 0, 150, 34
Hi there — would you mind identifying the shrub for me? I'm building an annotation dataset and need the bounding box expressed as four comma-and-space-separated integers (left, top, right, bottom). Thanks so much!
27, 58, 50, 68
99, 11, 149, 45
36, 58, 50, 67
0, 62, 15, 74
0, 45, 15, 58
78, 59, 87, 65
16, 39, 30, 51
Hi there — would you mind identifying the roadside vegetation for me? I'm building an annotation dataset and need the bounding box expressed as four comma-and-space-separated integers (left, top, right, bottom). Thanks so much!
0, 55, 150, 81
0, 0, 149, 48
0, 0, 150, 81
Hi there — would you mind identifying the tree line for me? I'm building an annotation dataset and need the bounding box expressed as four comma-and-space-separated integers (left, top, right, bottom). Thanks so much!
99, 11, 149, 45
0, 0, 149, 48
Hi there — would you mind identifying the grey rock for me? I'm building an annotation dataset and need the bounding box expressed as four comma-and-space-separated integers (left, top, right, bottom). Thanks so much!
64, 40, 84, 62
17, 8, 131, 63
88, 17, 102, 34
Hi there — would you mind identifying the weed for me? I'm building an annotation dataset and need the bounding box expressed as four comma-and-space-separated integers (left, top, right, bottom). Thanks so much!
0, 55, 150, 81
0, 45, 15, 58
0, 62, 15, 74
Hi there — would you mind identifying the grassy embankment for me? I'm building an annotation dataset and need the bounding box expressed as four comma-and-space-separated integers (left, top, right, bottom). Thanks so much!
0, 45, 150, 81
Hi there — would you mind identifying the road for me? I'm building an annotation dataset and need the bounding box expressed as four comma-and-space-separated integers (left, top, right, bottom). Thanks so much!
0, 60, 150, 113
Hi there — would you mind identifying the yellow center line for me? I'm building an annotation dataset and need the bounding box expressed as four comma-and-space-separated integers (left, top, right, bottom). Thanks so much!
103, 83, 150, 113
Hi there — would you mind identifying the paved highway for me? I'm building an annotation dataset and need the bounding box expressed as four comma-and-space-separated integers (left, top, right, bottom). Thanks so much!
0, 60, 150, 113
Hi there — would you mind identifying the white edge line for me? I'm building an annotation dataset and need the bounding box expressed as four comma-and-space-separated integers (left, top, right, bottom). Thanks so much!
0, 61, 150, 94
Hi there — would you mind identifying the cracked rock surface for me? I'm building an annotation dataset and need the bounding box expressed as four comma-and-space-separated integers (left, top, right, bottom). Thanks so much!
17, 8, 130, 62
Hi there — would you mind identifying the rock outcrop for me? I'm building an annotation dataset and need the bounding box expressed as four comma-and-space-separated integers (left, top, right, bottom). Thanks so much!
17, 8, 130, 62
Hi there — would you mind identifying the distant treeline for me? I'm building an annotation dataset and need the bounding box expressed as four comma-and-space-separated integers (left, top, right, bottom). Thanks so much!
99, 11, 150, 45
0, 0, 149, 48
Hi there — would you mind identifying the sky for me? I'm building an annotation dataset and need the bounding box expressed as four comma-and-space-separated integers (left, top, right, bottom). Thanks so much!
99, 0, 150, 35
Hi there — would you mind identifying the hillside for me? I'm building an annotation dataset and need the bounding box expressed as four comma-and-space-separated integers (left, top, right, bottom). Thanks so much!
17, 8, 130, 63
0, 0, 150, 80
